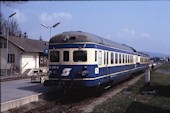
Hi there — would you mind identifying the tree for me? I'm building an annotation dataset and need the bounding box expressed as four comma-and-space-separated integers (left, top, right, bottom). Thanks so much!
9, 19, 20, 36
0, 12, 22, 37
0, 1, 27, 36
0, 12, 7, 35
1, 1, 26, 7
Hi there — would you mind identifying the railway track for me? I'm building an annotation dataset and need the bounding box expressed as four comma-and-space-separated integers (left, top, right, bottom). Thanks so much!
25, 97, 65, 113
24, 89, 88, 113
8, 65, 163, 113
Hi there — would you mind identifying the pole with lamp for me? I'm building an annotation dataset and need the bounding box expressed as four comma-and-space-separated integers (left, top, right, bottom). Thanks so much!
6, 12, 16, 76
40, 22, 60, 83
41, 22, 60, 38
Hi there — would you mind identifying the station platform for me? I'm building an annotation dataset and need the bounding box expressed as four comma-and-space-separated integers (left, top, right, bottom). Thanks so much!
0, 78, 59, 112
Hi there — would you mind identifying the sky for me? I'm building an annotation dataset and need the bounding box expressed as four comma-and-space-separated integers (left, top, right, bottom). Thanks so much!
1, 1, 170, 55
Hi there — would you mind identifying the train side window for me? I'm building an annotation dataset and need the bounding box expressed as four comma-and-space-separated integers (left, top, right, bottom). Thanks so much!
136, 56, 138, 63
111, 52, 114, 64
95, 51, 97, 61
123, 54, 124, 64
132, 55, 134, 63
125, 54, 127, 63
73, 51, 87, 62
131, 55, 133, 63
130, 55, 132, 63
126, 54, 127, 63
129, 55, 131, 63
107, 52, 109, 64
104, 51, 106, 65
98, 51, 102, 65
115, 53, 118, 64
50, 51, 59, 62
63, 51, 69, 61
119, 53, 122, 64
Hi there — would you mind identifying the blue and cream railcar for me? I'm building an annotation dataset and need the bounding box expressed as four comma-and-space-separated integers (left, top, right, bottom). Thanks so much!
47, 31, 149, 88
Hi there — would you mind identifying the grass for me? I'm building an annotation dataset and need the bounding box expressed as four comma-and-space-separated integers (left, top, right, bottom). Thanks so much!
92, 63, 170, 113
157, 63, 170, 71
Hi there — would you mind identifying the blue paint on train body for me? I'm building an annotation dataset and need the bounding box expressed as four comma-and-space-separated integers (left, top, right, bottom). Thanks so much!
48, 43, 149, 87
46, 31, 150, 88
49, 64, 149, 87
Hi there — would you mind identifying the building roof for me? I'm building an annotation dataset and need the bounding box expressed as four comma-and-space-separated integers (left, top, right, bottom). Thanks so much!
1, 35, 47, 53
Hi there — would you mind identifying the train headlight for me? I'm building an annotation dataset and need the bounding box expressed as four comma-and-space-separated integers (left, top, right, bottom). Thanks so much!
81, 66, 89, 76
77, 66, 89, 77
81, 70, 89, 76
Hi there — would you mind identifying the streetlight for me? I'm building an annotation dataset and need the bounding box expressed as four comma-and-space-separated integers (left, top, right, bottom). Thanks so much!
6, 12, 16, 76
41, 22, 60, 38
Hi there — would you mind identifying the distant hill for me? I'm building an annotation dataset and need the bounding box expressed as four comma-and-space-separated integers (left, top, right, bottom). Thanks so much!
142, 51, 170, 58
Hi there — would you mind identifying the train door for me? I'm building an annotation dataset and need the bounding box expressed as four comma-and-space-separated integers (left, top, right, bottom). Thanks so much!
135, 55, 140, 68
104, 51, 109, 75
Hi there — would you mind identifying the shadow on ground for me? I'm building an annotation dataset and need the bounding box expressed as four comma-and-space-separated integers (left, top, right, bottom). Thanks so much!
18, 84, 59, 93
125, 101, 170, 113
139, 84, 170, 98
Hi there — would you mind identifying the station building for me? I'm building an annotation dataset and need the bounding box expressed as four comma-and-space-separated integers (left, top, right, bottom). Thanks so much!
0, 35, 48, 76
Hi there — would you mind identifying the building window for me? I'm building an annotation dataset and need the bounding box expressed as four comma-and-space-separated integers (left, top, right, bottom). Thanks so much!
40, 56, 44, 64
0, 42, 7, 49
63, 51, 69, 61
8, 54, 15, 63
4, 43, 7, 48
0, 42, 2, 48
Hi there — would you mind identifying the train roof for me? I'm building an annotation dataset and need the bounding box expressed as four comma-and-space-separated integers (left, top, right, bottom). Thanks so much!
50, 31, 137, 53
137, 52, 150, 57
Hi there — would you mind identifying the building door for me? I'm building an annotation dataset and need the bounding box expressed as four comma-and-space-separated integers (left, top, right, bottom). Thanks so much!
21, 54, 36, 74
39, 53, 47, 67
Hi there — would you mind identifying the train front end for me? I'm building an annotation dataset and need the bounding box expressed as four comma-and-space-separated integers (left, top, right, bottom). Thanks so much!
44, 32, 99, 88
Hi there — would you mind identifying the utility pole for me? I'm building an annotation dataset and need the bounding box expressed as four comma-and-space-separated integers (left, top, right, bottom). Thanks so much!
6, 12, 16, 76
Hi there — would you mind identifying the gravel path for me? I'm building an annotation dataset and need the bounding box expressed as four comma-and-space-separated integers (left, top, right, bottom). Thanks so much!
80, 73, 145, 113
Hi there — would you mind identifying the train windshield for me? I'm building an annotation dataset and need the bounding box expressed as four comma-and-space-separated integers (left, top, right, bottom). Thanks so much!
50, 51, 59, 62
73, 50, 87, 62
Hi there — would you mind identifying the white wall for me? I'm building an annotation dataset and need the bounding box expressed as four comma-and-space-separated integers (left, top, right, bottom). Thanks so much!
21, 53, 39, 74
0, 37, 46, 75
0, 38, 23, 70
